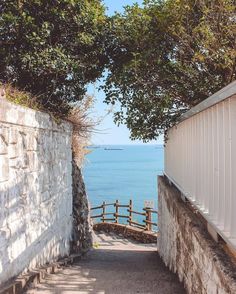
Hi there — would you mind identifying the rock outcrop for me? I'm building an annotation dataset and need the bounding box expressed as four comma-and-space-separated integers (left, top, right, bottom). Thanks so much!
71, 156, 92, 254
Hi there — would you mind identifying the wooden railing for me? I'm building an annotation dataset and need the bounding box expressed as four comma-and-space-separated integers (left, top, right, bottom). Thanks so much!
90, 200, 158, 232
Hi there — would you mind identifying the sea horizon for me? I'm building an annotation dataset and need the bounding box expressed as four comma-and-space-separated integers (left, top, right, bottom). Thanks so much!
87, 143, 164, 146
83, 144, 164, 224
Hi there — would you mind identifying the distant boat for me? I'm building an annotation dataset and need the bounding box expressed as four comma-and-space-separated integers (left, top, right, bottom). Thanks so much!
87, 146, 101, 149
104, 148, 124, 151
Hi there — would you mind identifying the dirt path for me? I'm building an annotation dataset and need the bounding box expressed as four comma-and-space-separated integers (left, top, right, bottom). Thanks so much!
26, 232, 185, 294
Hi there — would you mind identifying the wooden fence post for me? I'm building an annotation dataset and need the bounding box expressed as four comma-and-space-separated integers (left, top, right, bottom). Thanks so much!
145, 209, 152, 231
102, 201, 106, 223
115, 200, 119, 223
129, 199, 132, 226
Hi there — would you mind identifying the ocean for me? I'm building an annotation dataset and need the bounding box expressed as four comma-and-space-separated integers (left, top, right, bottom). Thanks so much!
83, 145, 164, 225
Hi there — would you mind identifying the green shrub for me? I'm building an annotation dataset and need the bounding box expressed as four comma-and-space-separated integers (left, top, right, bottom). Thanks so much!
0, 0, 108, 116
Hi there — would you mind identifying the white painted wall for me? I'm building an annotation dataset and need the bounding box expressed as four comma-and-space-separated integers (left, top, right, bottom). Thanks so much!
0, 97, 73, 285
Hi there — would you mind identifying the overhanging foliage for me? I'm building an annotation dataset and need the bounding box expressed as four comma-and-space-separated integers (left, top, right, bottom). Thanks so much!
103, 0, 236, 141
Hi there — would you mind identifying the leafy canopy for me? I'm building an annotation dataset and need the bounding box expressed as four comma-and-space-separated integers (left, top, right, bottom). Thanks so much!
103, 0, 236, 141
0, 0, 235, 139
0, 0, 107, 115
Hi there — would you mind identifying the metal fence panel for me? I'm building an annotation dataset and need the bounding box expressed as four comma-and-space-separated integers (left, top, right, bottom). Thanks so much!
164, 81, 236, 249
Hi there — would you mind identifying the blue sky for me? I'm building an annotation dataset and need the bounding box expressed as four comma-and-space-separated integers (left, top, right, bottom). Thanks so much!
87, 0, 163, 145
103, 0, 143, 15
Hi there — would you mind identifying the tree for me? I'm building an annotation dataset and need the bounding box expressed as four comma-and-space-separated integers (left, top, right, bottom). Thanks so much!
0, 0, 108, 115
104, 0, 236, 141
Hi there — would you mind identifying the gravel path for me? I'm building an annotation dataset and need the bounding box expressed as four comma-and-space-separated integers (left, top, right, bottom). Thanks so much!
26, 232, 185, 294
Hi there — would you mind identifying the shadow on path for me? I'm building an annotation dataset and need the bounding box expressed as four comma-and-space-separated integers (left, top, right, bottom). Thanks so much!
26, 232, 186, 294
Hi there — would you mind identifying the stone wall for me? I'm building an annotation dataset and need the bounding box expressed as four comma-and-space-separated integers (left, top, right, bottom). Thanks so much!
71, 158, 92, 253
0, 97, 73, 285
93, 222, 157, 243
158, 176, 236, 294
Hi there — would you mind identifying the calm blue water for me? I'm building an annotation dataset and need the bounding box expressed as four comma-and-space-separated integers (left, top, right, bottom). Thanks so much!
83, 145, 164, 224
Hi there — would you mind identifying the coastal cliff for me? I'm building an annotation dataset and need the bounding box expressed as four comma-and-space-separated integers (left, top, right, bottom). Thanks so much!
71, 156, 93, 253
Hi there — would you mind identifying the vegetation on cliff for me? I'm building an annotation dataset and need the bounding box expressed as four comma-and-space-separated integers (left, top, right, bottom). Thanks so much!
103, 0, 236, 141
0, 0, 107, 116
0, 0, 235, 141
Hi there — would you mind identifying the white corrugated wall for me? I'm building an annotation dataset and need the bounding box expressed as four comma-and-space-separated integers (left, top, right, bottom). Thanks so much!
164, 81, 236, 249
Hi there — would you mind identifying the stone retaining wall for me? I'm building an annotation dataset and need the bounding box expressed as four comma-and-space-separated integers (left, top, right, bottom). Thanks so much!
158, 176, 236, 294
93, 222, 157, 243
71, 159, 92, 254
0, 97, 73, 285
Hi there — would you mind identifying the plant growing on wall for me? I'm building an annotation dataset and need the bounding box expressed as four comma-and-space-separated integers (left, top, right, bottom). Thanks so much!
103, 0, 236, 141
0, 0, 108, 116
